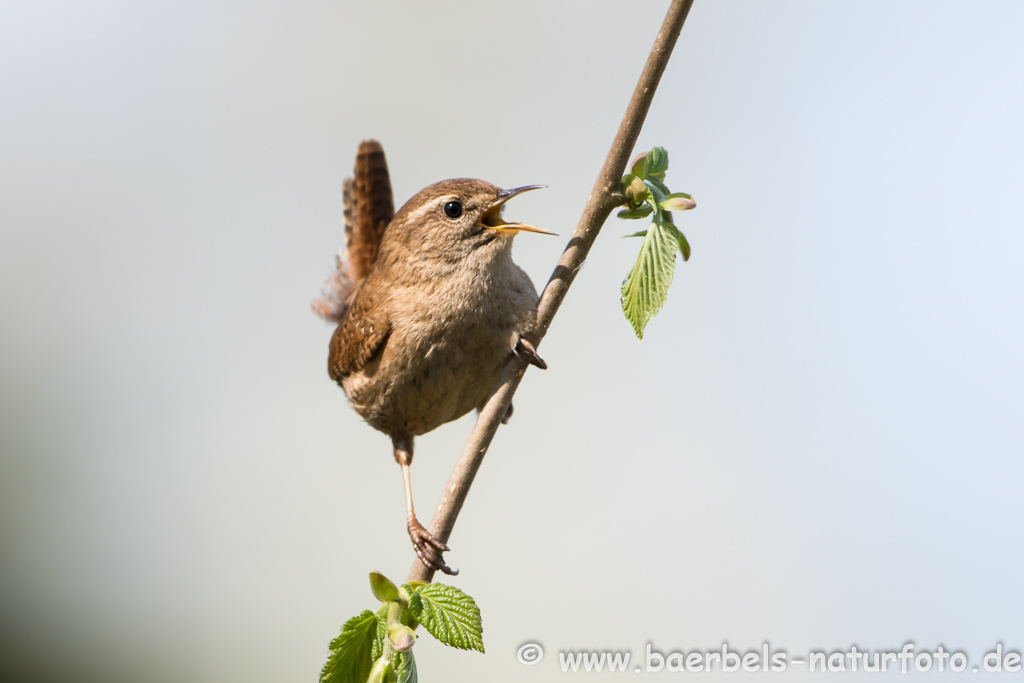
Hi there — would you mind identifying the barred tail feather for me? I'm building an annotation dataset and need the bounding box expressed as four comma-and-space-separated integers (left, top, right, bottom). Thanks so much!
312, 140, 394, 323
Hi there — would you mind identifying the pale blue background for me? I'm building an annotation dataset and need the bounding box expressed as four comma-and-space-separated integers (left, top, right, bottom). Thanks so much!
1, 1, 1022, 681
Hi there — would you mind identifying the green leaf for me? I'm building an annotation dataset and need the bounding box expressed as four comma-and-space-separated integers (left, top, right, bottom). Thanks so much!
399, 587, 420, 629
645, 176, 671, 197
662, 221, 692, 261
617, 205, 653, 220
400, 584, 421, 603
621, 229, 649, 238
409, 583, 484, 652
394, 651, 418, 683
406, 591, 422, 620
644, 146, 669, 179
621, 221, 679, 339
321, 610, 378, 683
371, 605, 388, 662
369, 572, 401, 603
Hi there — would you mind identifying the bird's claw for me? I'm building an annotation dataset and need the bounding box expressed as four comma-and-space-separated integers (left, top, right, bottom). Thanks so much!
408, 517, 458, 576
515, 337, 547, 370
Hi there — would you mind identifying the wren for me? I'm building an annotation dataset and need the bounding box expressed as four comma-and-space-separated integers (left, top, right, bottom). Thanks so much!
313, 140, 552, 574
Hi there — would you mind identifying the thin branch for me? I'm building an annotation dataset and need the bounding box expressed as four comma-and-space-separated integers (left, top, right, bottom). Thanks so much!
408, 0, 696, 583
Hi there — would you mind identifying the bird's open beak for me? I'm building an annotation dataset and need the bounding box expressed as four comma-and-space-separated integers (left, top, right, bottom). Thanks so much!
477, 185, 557, 235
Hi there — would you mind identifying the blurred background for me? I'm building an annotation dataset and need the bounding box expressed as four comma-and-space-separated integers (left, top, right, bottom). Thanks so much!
2, 1, 1022, 680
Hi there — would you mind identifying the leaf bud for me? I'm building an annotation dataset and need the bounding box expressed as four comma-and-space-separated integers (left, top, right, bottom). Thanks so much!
388, 624, 416, 652
369, 572, 401, 603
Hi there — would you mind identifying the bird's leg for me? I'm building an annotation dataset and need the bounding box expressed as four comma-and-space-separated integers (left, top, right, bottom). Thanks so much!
515, 336, 547, 370
393, 435, 457, 576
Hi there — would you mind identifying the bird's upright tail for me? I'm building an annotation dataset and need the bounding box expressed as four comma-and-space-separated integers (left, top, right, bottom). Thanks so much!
311, 139, 395, 323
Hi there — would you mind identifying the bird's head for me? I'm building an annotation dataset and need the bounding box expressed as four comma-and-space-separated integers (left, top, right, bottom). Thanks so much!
382, 179, 554, 265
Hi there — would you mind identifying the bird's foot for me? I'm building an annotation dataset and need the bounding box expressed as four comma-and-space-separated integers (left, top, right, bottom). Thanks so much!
515, 337, 547, 370
407, 517, 458, 576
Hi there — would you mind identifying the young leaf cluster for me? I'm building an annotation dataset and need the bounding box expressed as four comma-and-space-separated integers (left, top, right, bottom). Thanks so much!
321, 572, 484, 683
617, 146, 696, 338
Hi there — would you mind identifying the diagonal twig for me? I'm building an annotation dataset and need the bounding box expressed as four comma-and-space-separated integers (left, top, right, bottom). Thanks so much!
409, 0, 696, 583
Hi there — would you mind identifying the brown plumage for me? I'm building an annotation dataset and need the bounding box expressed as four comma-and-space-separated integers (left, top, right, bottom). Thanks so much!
313, 140, 552, 574
311, 140, 394, 323
348, 141, 394, 282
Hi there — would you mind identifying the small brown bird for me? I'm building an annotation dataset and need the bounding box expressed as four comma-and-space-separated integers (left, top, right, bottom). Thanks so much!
313, 140, 552, 574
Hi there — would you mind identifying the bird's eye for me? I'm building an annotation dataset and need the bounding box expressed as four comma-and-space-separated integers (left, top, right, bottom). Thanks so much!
443, 201, 463, 219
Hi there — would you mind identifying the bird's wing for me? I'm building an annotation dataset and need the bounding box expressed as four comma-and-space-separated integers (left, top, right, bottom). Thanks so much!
328, 284, 391, 381
312, 139, 395, 323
